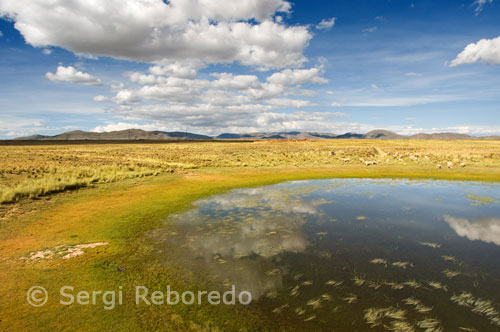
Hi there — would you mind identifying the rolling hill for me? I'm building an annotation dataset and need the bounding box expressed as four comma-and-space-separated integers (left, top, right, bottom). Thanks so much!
12, 129, 492, 141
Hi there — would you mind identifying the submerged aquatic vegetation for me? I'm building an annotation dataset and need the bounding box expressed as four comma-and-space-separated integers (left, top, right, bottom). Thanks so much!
442, 269, 460, 278
388, 320, 415, 332
342, 294, 358, 304
304, 315, 316, 322
265, 268, 280, 276
272, 304, 289, 314
306, 298, 322, 310
364, 307, 409, 330
290, 285, 300, 297
467, 194, 497, 206
392, 261, 413, 269
295, 307, 306, 316
403, 280, 422, 289
451, 292, 500, 328
420, 242, 441, 248
403, 297, 433, 314
320, 293, 332, 302
417, 318, 442, 332
265, 290, 278, 299
325, 280, 343, 287
352, 275, 366, 286
384, 281, 405, 290
367, 280, 384, 290
427, 281, 448, 291
441, 255, 457, 262
370, 258, 388, 266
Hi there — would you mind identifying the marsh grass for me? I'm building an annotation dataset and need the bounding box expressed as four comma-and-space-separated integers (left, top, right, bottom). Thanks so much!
1, 139, 500, 203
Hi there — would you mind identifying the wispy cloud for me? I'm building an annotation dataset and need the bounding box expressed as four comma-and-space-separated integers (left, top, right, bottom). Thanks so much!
316, 17, 336, 30
473, 0, 494, 14
362, 27, 377, 33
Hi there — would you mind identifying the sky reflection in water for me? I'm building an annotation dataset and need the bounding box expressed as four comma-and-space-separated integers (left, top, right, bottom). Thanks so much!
157, 179, 500, 331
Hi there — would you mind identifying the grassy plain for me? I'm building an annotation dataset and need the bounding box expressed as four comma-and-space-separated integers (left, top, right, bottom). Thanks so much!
0, 140, 499, 331
2, 139, 500, 203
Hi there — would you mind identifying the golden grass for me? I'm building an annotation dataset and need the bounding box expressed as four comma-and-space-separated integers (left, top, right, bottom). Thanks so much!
1, 139, 500, 203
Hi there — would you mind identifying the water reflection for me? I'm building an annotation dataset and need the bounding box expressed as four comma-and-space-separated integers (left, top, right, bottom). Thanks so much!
157, 179, 500, 331
162, 185, 334, 297
444, 215, 500, 245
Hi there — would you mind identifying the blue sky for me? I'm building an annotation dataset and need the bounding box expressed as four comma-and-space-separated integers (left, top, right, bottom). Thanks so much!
0, 0, 499, 138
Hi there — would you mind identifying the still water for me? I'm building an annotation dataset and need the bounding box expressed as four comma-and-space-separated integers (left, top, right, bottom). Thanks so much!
157, 179, 500, 331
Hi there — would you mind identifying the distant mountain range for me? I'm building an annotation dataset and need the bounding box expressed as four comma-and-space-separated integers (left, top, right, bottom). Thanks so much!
12, 129, 500, 141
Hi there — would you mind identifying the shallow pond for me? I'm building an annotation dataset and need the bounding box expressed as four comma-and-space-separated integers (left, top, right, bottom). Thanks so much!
156, 179, 500, 331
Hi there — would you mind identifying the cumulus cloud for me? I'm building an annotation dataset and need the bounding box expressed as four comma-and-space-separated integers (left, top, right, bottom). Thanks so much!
316, 17, 336, 30
46, 66, 102, 86
444, 215, 500, 245
0, 1, 346, 135
450, 35, 500, 67
266, 68, 328, 86
97, 63, 328, 109
0, 0, 311, 69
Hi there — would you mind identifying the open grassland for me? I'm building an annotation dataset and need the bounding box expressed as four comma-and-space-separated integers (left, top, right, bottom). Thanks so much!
1, 139, 500, 204
0, 141, 500, 331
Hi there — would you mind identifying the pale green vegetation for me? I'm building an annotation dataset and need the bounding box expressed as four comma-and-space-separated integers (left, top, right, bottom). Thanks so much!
467, 194, 497, 206
1, 139, 500, 203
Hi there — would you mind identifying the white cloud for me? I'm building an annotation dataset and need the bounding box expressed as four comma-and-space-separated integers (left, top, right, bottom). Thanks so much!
149, 62, 201, 79
473, 0, 494, 14
331, 102, 342, 108
42, 49, 52, 55
97, 64, 328, 107
46, 66, 102, 86
362, 27, 377, 33
405, 72, 422, 76
0, 0, 311, 70
316, 17, 336, 30
93, 122, 163, 133
267, 68, 328, 86
0, 30, 3, 37
444, 215, 500, 245
450, 35, 500, 67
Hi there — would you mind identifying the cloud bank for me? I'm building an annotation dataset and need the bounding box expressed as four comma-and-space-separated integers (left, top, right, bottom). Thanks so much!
0, 0, 311, 70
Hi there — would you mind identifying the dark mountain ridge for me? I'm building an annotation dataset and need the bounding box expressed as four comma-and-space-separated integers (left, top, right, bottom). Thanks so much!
13, 129, 497, 141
